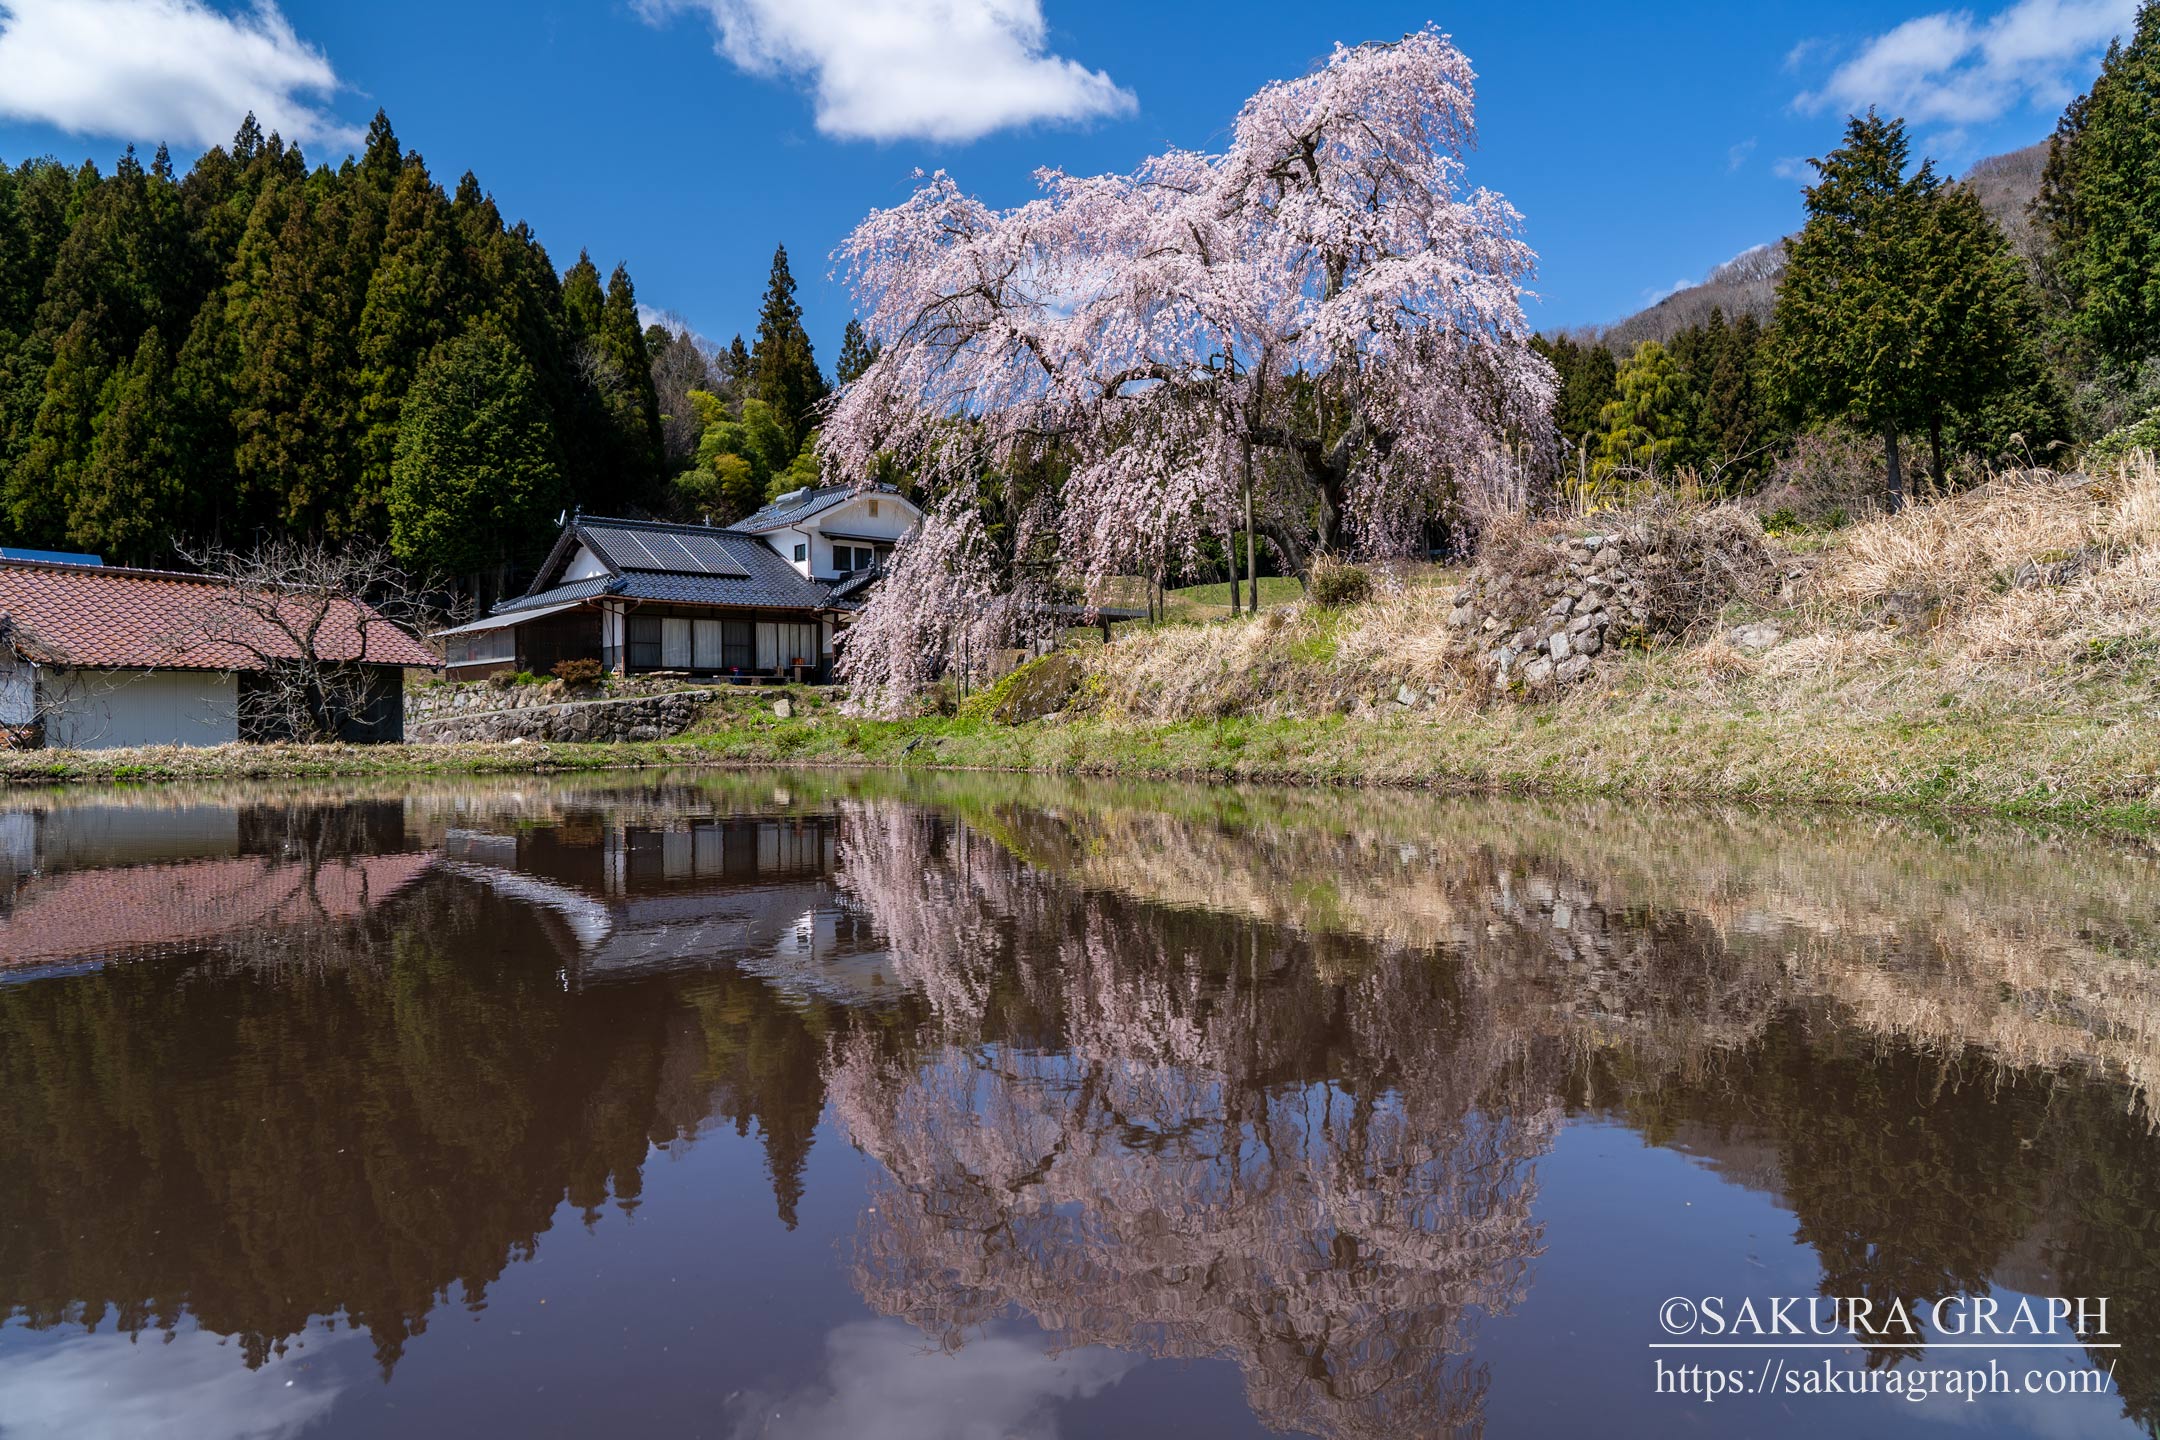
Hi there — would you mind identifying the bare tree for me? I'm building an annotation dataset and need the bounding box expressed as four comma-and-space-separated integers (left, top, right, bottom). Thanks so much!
173, 537, 443, 743
0, 617, 104, 749
648, 324, 717, 472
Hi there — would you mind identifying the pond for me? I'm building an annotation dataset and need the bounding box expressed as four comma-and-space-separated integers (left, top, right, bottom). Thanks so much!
2, 771, 2157, 1439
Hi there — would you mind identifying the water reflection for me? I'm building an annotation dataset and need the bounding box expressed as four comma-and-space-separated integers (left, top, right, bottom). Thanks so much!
1, 774, 2156, 1438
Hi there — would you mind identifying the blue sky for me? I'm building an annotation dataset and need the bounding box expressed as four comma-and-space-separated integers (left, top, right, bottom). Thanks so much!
0, 0, 2137, 358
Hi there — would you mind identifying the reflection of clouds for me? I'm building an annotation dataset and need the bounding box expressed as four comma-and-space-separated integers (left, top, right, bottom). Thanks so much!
0, 1327, 354, 1440
1904, 1363, 2131, 1440
728, 1319, 1138, 1440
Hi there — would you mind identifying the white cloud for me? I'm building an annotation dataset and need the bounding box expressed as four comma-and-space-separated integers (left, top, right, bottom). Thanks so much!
1728, 137, 1758, 170
637, 0, 1136, 143
728, 1319, 1139, 1440
638, 303, 724, 357
0, 1327, 357, 1440
1795, 0, 2136, 125
1772, 155, 1813, 181
0, 0, 357, 152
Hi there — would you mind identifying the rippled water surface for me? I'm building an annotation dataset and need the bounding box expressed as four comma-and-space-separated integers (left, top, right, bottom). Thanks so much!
3, 772, 2158, 1439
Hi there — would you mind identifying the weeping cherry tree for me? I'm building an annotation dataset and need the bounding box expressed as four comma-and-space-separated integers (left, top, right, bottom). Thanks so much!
825, 25, 1555, 712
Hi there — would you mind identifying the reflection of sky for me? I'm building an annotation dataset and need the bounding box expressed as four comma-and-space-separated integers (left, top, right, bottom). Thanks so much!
728, 1320, 1138, 1440
1484, 1120, 2139, 1440
0, 1326, 356, 1440
1912, 1386, 2142, 1440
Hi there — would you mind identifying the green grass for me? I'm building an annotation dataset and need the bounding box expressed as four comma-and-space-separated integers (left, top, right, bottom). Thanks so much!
1098, 574, 1309, 624
655, 703, 2160, 835
12, 699, 2154, 837
11, 638, 2158, 838
1156, 576, 1309, 619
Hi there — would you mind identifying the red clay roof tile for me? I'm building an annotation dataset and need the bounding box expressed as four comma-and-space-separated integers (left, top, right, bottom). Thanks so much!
0, 852, 438, 965
0, 561, 437, 671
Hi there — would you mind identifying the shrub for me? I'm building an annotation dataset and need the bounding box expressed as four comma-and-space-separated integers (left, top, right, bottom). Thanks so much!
1308, 556, 1374, 608
2087, 413, 2160, 468
1751, 425, 1889, 526
1630, 499, 1777, 639
553, 658, 605, 688
920, 677, 960, 717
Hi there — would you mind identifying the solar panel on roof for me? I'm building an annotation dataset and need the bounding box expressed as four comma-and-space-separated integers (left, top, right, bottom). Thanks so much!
636, 532, 694, 569
595, 527, 664, 569
585, 525, 749, 578
0, 546, 103, 566
675, 533, 750, 576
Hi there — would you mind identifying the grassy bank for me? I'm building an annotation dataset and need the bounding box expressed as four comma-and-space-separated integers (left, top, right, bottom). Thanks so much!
675, 462, 2160, 832
0, 737, 708, 786
666, 704, 2160, 832
6, 465, 2155, 832
4, 681, 2153, 831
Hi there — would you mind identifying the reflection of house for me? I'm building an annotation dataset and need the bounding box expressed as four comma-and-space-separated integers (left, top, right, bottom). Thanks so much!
0, 556, 435, 748
443, 813, 900, 997
433, 487, 922, 683
0, 852, 436, 972
0, 798, 433, 973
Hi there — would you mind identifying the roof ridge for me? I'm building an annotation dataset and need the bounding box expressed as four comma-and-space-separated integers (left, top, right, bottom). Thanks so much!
0, 557, 226, 584
576, 513, 743, 536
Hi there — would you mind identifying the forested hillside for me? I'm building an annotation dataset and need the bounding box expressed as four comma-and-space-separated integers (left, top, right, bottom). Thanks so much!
0, 113, 665, 583
1597, 139, 2049, 351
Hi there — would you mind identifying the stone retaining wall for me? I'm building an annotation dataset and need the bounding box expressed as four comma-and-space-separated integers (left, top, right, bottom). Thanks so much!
404, 674, 702, 726
1443, 508, 1774, 698
1445, 531, 1647, 692
407, 689, 717, 744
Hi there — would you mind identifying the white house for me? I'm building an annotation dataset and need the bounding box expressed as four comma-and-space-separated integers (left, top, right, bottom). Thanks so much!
729, 483, 921, 582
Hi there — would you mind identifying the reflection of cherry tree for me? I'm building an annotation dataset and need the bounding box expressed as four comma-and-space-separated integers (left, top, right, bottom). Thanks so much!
829, 815, 1559, 1439
831, 785, 2160, 1429
831, 802, 1057, 1029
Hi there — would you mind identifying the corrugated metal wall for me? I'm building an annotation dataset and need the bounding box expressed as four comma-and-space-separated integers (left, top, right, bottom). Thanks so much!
42, 669, 239, 749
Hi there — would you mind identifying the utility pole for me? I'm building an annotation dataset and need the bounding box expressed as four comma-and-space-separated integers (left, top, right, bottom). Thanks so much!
1227, 524, 1241, 616
1243, 437, 1259, 615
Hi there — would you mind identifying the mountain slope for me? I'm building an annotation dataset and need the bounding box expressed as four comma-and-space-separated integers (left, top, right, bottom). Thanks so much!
1589, 139, 2050, 350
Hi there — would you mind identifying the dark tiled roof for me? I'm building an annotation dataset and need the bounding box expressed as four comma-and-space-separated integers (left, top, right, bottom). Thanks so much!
615, 567, 832, 611
0, 560, 437, 670
729, 483, 919, 535
504, 517, 834, 615
826, 568, 882, 604
494, 576, 616, 613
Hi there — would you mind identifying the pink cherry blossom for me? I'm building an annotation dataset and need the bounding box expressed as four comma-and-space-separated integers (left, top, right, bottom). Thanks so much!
827, 26, 1554, 706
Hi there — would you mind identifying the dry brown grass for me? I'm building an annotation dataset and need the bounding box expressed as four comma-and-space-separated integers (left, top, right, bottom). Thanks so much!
1629, 500, 1781, 640
1070, 457, 2160, 792
1783, 456, 2160, 700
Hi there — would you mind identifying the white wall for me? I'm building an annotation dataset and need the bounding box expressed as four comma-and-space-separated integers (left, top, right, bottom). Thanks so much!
0, 654, 31, 727
804, 496, 920, 577
816, 496, 917, 542
776, 527, 812, 577
41, 668, 239, 750
563, 544, 611, 582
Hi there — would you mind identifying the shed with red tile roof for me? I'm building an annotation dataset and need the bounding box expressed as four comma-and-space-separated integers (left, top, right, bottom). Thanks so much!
0, 558, 436, 749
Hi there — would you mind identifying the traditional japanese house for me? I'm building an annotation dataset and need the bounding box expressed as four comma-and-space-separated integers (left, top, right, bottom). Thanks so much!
434, 486, 921, 682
